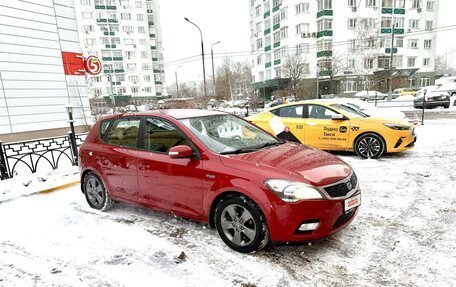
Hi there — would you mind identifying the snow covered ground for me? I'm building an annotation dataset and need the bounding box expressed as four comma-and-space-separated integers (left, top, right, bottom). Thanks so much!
1, 119, 456, 287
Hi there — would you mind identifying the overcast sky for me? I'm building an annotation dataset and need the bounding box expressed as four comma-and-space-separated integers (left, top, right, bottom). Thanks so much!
159, 0, 456, 85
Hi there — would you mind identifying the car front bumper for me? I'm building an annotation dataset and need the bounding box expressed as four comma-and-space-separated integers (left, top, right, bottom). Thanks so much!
383, 128, 417, 153
263, 191, 360, 243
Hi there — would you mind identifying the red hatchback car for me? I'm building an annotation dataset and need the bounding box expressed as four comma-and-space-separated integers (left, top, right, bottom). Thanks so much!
79, 110, 361, 253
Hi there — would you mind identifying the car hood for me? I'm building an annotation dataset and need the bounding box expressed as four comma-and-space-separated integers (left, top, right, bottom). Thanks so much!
219, 142, 352, 187
356, 116, 412, 126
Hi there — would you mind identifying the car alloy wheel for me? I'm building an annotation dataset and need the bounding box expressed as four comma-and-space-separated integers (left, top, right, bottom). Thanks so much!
83, 172, 114, 211
355, 133, 385, 159
215, 195, 269, 253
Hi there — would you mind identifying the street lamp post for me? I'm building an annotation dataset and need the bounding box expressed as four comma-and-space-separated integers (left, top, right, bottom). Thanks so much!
184, 17, 207, 100
65, 102, 78, 165
316, 64, 320, 99
175, 65, 182, 97
421, 88, 427, 125
211, 41, 221, 97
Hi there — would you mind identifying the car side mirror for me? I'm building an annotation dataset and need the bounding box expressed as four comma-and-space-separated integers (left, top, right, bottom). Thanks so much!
331, 114, 345, 120
169, 145, 194, 159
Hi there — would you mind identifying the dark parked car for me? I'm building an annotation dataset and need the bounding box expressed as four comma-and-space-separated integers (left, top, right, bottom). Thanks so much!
79, 110, 361, 253
414, 89, 450, 109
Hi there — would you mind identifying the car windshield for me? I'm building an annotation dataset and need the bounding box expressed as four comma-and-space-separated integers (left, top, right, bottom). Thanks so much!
330, 104, 369, 118
179, 114, 283, 154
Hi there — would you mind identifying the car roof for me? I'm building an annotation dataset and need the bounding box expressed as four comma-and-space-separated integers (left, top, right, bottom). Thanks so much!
98, 109, 227, 121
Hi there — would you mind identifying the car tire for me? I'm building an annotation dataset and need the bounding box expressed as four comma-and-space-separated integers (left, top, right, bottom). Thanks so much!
354, 133, 386, 159
215, 195, 270, 253
444, 104, 450, 109
83, 172, 114, 211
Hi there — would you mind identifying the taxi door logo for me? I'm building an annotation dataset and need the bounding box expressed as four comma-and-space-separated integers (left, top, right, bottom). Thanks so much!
84, 55, 102, 75
339, 126, 348, 133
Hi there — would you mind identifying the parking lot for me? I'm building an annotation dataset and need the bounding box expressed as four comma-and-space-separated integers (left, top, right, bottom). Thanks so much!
1, 119, 455, 287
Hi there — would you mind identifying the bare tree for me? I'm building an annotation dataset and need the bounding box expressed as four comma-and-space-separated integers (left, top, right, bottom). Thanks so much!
435, 54, 456, 76
282, 54, 310, 100
319, 52, 345, 95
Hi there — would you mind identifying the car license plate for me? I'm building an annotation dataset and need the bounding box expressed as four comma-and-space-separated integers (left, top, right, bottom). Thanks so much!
344, 194, 361, 213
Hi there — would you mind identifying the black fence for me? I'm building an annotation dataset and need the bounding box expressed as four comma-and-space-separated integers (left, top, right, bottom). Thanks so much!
0, 133, 87, 180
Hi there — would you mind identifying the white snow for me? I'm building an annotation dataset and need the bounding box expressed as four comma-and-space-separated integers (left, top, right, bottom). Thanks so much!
1, 119, 456, 286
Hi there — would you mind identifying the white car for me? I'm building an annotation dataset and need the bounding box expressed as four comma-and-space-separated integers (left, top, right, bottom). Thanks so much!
354, 90, 388, 101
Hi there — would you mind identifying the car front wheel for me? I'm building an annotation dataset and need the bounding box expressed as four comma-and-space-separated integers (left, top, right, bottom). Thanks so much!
215, 195, 269, 253
83, 172, 114, 211
354, 133, 385, 159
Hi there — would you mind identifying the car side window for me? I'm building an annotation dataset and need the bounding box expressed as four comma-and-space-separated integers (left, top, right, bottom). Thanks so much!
145, 117, 189, 153
308, 105, 337, 119
275, 105, 303, 118
106, 118, 141, 148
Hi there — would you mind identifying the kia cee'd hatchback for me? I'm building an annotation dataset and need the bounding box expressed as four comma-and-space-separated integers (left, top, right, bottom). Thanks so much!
79, 110, 361, 253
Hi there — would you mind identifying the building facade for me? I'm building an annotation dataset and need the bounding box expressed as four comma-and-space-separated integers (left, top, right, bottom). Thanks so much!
0, 0, 90, 141
74, 0, 165, 103
249, 0, 439, 99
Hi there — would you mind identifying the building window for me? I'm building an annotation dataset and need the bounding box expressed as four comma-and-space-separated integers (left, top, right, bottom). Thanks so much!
394, 17, 404, 28
121, 13, 131, 20
257, 55, 263, 65
274, 49, 281, 60
409, 77, 417, 87
348, 39, 356, 49
274, 67, 281, 78
295, 3, 309, 14
365, 0, 377, 7
280, 7, 288, 20
382, 0, 392, 8
81, 0, 91, 4
364, 58, 374, 69
280, 26, 288, 39
273, 31, 280, 42
396, 0, 405, 8
82, 12, 93, 19
256, 22, 262, 33
348, 0, 356, 7
348, 18, 356, 29
317, 0, 332, 10
423, 58, 430, 67
273, 0, 282, 7
84, 38, 96, 45
407, 57, 416, 68
317, 19, 332, 31
273, 13, 281, 25
141, 51, 148, 58
426, 0, 434, 10
347, 59, 355, 69
412, 0, 420, 9
296, 23, 309, 34
394, 55, 403, 67
381, 17, 392, 28
378, 56, 390, 68
257, 38, 263, 49
255, 5, 261, 17
128, 75, 139, 82
296, 43, 309, 54
409, 19, 419, 29
127, 63, 136, 70
396, 37, 403, 48
420, 76, 431, 87
408, 39, 418, 49
137, 14, 144, 21
344, 80, 357, 92
83, 25, 94, 32
144, 75, 151, 82
139, 39, 146, 45
425, 20, 433, 30
424, 39, 432, 49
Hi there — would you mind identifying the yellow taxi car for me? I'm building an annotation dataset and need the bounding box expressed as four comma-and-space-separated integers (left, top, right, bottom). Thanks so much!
247, 100, 416, 158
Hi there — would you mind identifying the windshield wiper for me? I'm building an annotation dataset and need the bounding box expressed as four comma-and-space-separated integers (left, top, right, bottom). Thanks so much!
220, 141, 284, 155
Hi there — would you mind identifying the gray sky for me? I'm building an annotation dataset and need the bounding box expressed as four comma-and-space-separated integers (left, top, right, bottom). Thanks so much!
160, 0, 456, 85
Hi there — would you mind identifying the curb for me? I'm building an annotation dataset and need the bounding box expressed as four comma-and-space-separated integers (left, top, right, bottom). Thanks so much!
38, 180, 80, 194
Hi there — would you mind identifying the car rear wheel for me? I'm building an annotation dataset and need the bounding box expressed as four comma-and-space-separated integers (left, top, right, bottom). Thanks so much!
83, 172, 114, 211
215, 195, 269, 253
354, 133, 385, 159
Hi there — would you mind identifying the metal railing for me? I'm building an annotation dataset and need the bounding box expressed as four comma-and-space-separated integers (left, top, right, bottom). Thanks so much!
0, 133, 87, 180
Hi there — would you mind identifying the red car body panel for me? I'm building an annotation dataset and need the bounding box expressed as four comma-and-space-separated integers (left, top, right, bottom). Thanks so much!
79, 110, 359, 243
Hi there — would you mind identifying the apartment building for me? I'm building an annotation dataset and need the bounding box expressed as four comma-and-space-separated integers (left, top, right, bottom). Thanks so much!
74, 0, 165, 102
249, 0, 439, 98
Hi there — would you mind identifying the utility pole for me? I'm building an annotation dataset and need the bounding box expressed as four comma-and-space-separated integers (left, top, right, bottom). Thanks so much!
211, 41, 221, 97
175, 71, 179, 96
316, 64, 320, 99
388, 0, 396, 101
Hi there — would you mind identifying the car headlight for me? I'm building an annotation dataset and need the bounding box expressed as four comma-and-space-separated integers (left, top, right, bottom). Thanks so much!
383, 123, 410, 131
264, 179, 323, 202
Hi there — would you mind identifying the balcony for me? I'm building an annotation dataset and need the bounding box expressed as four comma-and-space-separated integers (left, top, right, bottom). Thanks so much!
273, 41, 280, 48
317, 30, 333, 38
382, 7, 405, 14
155, 81, 162, 85
107, 19, 118, 23
102, 57, 112, 61
95, 5, 106, 9
274, 59, 281, 65
385, 48, 398, 54
317, 50, 332, 58
381, 28, 404, 34
273, 23, 280, 31
319, 70, 331, 77
264, 11, 270, 19
265, 45, 271, 52
272, 5, 281, 12
114, 69, 124, 73
151, 46, 157, 50
265, 62, 272, 68
96, 18, 108, 23
152, 57, 158, 61
317, 9, 333, 18
264, 28, 271, 36
106, 5, 116, 10
113, 57, 123, 61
